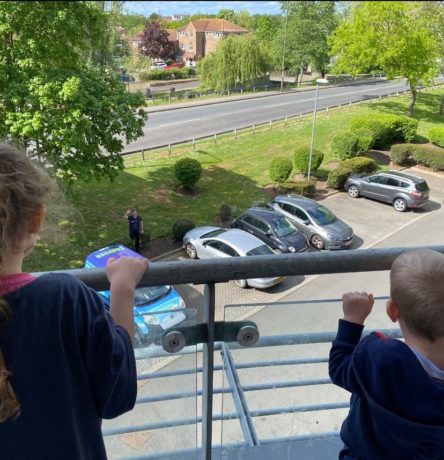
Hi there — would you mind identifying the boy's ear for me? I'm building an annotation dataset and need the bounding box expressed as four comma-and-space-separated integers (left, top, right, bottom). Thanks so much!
386, 298, 400, 323
29, 205, 46, 234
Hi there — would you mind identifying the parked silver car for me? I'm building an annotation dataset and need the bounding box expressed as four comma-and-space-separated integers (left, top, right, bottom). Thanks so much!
267, 195, 353, 250
344, 171, 430, 212
183, 226, 285, 289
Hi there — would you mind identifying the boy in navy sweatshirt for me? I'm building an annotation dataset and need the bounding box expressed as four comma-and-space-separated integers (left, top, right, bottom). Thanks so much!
329, 249, 444, 460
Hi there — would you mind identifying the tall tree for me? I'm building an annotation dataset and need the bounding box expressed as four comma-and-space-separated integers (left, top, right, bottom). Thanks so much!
0, 1, 147, 184
273, 1, 337, 80
139, 21, 174, 60
216, 9, 236, 22
200, 34, 269, 90
329, 1, 441, 115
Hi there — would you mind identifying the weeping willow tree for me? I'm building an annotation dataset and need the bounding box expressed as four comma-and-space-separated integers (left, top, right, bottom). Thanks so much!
200, 34, 269, 91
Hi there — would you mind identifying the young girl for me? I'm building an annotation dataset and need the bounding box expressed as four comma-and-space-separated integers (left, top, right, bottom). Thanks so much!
0, 144, 148, 459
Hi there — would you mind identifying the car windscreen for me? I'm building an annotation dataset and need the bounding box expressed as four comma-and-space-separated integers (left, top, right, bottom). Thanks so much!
271, 217, 296, 237
135, 286, 171, 306
307, 206, 337, 225
246, 245, 275, 256
415, 181, 430, 192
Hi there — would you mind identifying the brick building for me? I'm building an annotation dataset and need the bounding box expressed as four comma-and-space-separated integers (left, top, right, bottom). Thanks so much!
176, 19, 248, 61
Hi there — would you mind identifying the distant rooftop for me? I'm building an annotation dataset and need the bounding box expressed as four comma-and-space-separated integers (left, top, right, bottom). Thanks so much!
179, 18, 248, 33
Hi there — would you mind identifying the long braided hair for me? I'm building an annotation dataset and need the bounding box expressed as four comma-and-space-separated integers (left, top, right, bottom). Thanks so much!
0, 144, 53, 422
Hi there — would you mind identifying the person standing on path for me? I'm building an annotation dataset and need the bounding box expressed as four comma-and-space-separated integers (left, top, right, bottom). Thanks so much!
124, 209, 144, 253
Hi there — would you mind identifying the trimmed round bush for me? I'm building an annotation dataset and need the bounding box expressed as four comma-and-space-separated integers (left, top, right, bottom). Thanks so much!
294, 145, 324, 176
327, 156, 377, 190
331, 132, 359, 160
327, 166, 353, 190
390, 144, 415, 166
172, 218, 195, 241
269, 157, 293, 183
353, 128, 375, 153
342, 156, 377, 174
174, 158, 202, 189
429, 127, 444, 148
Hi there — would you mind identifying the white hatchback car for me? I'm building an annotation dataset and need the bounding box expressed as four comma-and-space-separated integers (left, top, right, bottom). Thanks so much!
150, 61, 167, 70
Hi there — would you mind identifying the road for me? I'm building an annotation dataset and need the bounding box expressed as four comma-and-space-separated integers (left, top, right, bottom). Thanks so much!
123, 78, 441, 152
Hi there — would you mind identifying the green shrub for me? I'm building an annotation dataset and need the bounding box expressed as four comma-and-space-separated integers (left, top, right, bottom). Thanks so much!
294, 145, 324, 176
219, 203, 232, 221
174, 158, 202, 189
331, 132, 359, 160
342, 156, 378, 174
327, 156, 377, 189
139, 68, 194, 81
429, 127, 444, 148
277, 179, 317, 197
390, 144, 415, 166
269, 157, 293, 183
326, 166, 353, 189
350, 113, 418, 147
172, 218, 195, 241
353, 128, 375, 153
411, 145, 444, 171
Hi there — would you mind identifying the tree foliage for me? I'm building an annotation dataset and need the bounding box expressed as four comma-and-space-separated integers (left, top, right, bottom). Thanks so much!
200, 34, 269, 90
0, 1, 147, 184
272, 1, 337, 77
329, 1, 441, 115
139, 21, 175, 60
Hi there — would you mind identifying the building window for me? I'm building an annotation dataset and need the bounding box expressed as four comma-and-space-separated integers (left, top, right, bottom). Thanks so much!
189, 32, 193, 37
214, 32, 221, 38
180, 43, 185, 49
188, 44, 193, 51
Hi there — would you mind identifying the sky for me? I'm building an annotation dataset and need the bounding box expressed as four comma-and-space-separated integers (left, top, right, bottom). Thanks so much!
123, 1, 282, 16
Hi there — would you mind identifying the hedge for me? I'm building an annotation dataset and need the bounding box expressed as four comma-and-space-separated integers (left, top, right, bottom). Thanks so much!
139, 67, 196, 81
277, 179, 317, 197
390, 144, 415, 166
331, 132, 359, 160
411, 145, 444, 171
294, 145, 324, 175
327, 156, 377, 189
350, 113, 418, 147
353, 128, 375, 153
269, 157, 293, 183
428, 127, 444, 148
172, 218, 195, 241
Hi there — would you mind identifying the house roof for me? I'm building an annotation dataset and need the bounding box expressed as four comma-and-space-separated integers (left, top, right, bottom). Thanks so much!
180, 18, 248, 33
166, 29, 178, 40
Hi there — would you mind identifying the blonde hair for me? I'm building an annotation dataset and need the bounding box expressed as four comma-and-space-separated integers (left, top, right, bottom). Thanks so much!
390, 249, 444, 341
0, 143, 54, 422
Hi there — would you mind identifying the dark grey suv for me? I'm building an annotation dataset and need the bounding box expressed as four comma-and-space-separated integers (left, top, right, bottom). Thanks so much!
231, 207, 310, 253
344, 171, 430, 212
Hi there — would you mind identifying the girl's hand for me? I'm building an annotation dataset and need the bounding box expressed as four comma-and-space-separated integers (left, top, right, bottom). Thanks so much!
342, 291, 374, 325
106, 256, 148, 290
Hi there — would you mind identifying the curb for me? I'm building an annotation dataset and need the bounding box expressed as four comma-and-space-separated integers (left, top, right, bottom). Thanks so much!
146, 78, 387, 114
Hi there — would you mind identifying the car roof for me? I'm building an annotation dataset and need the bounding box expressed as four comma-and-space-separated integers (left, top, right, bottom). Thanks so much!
85, 244, 145, 268
241, 207, 288, 223
209, 228, 266, 253
378, 171, 426, 183
271, 195, 319, 211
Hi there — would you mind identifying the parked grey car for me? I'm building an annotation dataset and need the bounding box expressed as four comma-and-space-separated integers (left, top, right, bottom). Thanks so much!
344, 171, 430, 212
231, 207, 310, 253
267, 195, 353, 250
182, 226, 285, 289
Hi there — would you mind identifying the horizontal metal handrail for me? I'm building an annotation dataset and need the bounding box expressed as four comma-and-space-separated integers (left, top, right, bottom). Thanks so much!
35, 245, 444, 291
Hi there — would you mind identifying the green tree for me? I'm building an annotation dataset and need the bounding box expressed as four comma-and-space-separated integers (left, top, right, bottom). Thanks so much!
217, 8, 236, 22
272, 1, 337, 79
329, 1, 441, 115
0, 1, 147, 184
200, 34, 269, 90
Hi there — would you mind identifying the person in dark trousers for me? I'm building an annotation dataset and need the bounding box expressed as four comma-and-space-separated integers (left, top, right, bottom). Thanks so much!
329, 249, 444, 460
125, 209, 144, 253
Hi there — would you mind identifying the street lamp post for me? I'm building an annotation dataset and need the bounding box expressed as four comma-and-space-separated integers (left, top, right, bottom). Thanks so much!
307, 78, 329, 182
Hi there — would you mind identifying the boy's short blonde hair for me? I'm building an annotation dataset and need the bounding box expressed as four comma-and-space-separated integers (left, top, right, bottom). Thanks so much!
391, 249, 444, 341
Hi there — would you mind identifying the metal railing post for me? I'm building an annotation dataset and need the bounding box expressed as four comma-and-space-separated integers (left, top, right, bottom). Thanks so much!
201, 283, 216, 460
141, 149, 145, 161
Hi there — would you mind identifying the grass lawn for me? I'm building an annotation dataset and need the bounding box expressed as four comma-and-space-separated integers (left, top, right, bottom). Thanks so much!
25, 89, 444, 272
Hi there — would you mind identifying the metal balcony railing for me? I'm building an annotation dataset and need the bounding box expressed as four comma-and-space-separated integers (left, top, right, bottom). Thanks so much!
37, 245, 444, 459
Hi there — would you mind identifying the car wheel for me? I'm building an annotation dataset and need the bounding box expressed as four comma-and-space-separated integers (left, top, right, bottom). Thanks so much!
235, 279, 248, 289
393, 198, 407, 212
186, 243, 197, 259
347, 185, 360, 198
311, 234, 325, 250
